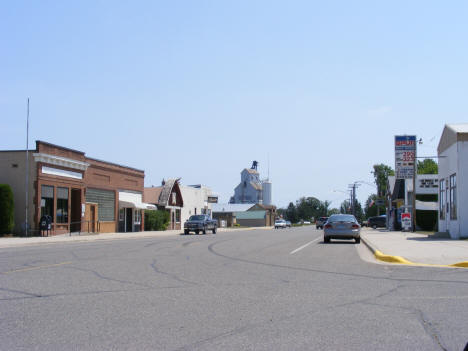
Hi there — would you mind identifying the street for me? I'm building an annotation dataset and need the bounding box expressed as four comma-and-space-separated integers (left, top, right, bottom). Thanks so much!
1, 226, 467, 351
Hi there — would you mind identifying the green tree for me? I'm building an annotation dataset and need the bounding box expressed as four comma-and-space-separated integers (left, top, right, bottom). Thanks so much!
285, 202, 299, 223
327, 208, 340, 216
0, 184, 15, 235
144, 210, 170, 231
372, 164, 394, 197
340, 200, 351, 214
296, 197, 330, 221
417, 158, 438, 174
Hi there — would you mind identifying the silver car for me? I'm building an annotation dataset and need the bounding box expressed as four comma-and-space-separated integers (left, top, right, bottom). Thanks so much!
323, 214, 361, 243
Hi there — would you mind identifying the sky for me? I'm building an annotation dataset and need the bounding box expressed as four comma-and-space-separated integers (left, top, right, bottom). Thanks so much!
1, 1, 467, 208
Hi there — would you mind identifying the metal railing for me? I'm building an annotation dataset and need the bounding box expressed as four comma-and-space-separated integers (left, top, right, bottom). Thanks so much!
69, 220, 100, 236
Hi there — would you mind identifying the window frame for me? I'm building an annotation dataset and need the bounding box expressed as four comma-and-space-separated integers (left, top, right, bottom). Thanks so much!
41, 185, 54, 219
134, 209, 141, 225
439, 179, 445, 220
56, 187, 69, 224
450, 174, 457, 220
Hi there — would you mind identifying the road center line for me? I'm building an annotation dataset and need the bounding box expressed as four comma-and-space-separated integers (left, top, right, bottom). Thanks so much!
1, 261, 72, 275
290, 237, 321, 254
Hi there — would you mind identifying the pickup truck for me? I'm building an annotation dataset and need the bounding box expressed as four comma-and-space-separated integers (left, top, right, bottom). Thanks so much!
184, 215, 218, 234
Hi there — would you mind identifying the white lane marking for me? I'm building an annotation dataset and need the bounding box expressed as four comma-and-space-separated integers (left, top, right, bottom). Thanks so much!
290, 237, 322, 254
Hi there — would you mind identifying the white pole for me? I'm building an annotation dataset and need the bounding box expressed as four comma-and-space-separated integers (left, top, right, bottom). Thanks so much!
25, 98, 30, 236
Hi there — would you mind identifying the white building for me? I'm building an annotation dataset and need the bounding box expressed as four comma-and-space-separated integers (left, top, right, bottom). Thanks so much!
437, 124, 468, 239
180, 184, 217, 225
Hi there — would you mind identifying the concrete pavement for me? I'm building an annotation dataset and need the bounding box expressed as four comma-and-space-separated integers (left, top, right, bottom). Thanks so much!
361, 228, 468, 268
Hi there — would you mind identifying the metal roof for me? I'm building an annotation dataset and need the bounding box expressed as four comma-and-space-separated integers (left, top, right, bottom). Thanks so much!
212, 203, 253, 213
235, 210, 266, 220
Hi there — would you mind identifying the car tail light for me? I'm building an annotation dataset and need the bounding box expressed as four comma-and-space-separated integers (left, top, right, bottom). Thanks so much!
324, 224, 332, 229
352, 224, 359, 229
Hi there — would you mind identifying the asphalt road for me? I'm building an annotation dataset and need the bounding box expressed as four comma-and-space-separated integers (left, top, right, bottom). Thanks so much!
1, 226, 467, 351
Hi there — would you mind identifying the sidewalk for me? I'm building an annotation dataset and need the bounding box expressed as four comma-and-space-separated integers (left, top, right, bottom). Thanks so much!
361, 228, 468, 268
0, 227, 273, 249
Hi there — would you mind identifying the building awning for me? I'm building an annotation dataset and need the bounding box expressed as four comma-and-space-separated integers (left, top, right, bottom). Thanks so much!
415, 200, 438, 211
119, 200, 156, 210
119, 191, 157, 210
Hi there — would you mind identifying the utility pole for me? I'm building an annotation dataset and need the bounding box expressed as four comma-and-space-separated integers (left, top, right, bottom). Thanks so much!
348, 183, 360, 217
25, 98, 30, 237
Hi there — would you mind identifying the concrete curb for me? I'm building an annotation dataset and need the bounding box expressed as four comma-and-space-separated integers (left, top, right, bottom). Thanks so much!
361, 236, 468, 269
0, 226, 274, 249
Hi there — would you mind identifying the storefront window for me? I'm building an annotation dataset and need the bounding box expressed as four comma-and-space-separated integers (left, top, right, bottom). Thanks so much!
439, 179, 445, 220
175, 209, 180, 223
56, 187, 69, 223
450, 174, 457, 219
41, 185, 54, 218
134, 210, 141, 224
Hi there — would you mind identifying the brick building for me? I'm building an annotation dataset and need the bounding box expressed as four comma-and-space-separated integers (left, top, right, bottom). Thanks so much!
0, 141, 155, 235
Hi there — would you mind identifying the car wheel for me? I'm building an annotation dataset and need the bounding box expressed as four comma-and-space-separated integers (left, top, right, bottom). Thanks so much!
195, 230, 199, 235
372, 225, 377, 229
324, 236, 330, 243
355, 237, 361, 244
184, 229, 189, 235
212, 227, 217, 234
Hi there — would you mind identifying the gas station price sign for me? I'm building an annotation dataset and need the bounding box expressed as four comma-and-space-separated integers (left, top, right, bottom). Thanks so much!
395, 135, 416, 179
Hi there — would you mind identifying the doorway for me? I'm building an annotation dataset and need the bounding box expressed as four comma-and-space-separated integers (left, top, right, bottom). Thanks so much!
85, 203, 98, 233
70, 189, 81, 232
90, 205, 96, 232
126, 208, 133, 232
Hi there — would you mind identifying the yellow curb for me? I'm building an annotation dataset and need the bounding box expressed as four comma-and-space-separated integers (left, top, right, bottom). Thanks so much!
374, 250, 414, 265
450, 262, 468, 268
374, 250, 468, 269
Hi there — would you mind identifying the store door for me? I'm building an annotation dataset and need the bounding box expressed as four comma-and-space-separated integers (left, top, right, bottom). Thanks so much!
126, 208, 133, 232
85, 203, 98, 233
70, 189, 82, 232
90, 205, 96, 232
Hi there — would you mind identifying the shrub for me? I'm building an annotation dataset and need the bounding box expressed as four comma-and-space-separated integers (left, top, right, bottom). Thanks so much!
144, 210, 170, 231
0, 184, 14, 235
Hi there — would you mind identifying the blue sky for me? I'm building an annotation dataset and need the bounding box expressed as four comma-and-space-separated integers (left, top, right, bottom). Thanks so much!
1, 1, 467, 208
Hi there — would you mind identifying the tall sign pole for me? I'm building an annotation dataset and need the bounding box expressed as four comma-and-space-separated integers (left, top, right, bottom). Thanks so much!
395, 135, 416, 231
25, 98, 30, 236
412, 138, 417, 232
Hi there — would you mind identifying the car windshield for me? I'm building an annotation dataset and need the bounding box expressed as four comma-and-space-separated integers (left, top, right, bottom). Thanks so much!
328, 214, 356, 223
189, 215, 205, 221
320, 217, 328, 221
275, 220, 285, 223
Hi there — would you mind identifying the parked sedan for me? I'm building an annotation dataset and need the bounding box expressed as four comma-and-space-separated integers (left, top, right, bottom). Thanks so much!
285, 220, 291, 228
323, 214, 361, 243
368, 215, 386, 229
